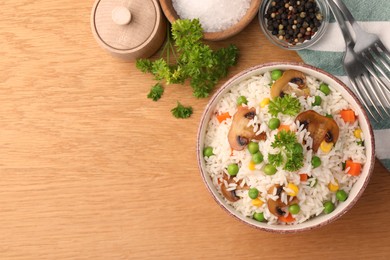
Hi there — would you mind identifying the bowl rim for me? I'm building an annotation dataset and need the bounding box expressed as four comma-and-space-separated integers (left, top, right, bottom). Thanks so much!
258, 0, 330, 50
196, 62, 375, 233
159, 0, 262, 41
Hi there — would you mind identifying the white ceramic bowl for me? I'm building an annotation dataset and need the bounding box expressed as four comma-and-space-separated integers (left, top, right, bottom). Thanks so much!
197, 62, 375, 233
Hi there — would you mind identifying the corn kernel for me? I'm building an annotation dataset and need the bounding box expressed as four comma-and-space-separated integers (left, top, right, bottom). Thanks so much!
328, 179, 339, 192
286, 183, 299, 197
260, 98, 270, 108
252, 198, 264, 207
354, 128, 362, 139
248, 160, 256, 171
320, 141, 333, 153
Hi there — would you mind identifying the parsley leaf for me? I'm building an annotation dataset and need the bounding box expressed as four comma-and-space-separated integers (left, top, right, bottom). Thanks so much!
268, 95, 301, 117
271, 130, 304, 172
268, 152, 284, 167
147, 83, 164, 101
171, 102, 193, 119
357, 140, 365, 146
285, 152, 304, 172
136, 59, 153, 73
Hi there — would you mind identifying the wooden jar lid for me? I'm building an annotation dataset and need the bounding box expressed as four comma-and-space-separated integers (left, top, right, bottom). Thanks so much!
91, 0, 166, 60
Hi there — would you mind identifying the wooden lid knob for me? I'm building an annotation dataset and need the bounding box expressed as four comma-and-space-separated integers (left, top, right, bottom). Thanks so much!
91, 0, 165, 54
111, 6, 132, 25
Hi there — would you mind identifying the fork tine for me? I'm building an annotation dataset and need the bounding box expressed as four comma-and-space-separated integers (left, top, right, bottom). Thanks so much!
372, 77, 390, 118
371, 46, 390, 73
349, 77, 379, 122
366, 69, 390, 94
356, 75, 384, 118
362, 51, 390, 93
373, 76, 390, 108
362, 72, 390, 118
357, 74, 383, 119
375, 41, 390, 61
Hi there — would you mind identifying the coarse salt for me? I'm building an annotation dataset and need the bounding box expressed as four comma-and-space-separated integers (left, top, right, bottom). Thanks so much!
172, 0, 251, 32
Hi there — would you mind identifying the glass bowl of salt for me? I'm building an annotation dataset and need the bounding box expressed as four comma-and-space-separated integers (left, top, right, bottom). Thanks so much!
160, 0, 262, 41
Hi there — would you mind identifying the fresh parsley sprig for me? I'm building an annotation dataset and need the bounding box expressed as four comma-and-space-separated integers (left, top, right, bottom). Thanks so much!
269, 130, 304, 172
171, 102, 193, 119
268, 95, 301, 117
136, 19, 239, 118
147, 83, 164, 101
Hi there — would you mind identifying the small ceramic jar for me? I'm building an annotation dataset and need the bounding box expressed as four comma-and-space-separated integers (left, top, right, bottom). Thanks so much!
91, 0, 166, 60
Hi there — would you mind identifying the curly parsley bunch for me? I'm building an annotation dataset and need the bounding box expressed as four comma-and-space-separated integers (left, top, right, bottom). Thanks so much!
136, 19, 239, 118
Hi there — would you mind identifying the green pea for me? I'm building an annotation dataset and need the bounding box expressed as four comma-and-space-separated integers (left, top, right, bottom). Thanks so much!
312, 95, 322, 106
264, 164, 277, 175
248, 188, 259, 199
311, 156, 321, 168
203, 146, 213, 157
252, 151, 264, 164
288, 204, 300, 214
336, 190, 348, 202
271, 69, 283, 81
227, 163, 239, 176
253, 212, 266, 222
248, 141, 259, 154
237, 96, 248, 106
268, 118, 280, 130
323, 201, 335, 214
320, 83, 331, 95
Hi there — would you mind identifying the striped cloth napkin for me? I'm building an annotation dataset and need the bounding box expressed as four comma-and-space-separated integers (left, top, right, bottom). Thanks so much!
298, 0, 390, 171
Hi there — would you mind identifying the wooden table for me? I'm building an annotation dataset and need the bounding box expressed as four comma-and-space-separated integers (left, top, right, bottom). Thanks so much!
1, 1, 389, 259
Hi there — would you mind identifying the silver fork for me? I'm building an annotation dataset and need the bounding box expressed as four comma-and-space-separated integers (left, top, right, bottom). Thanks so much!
332, 0, 390, 94
327, 0, 390, 122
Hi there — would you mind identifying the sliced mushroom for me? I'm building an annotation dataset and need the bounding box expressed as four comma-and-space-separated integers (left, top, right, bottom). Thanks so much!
296, 110, 339, 152
228, 106, 264, 150
267, 185, 299, 217
270, 70, 310, 98
253, 131, 267, 141
221, 184, 240, 202
220, 176, 249, 202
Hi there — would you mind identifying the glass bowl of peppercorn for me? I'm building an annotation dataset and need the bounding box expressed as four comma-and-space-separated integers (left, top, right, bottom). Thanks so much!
258, 0, 329, 50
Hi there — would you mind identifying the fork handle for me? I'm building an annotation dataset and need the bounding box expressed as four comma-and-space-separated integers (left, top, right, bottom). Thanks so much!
331, 0, 365, 34
327, 0, 355, 46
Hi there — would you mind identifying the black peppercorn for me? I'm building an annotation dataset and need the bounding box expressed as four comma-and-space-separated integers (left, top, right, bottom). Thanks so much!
264, 0, 324, 45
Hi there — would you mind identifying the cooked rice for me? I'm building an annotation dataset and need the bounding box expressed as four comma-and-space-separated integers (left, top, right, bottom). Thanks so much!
203, 70, 366, 225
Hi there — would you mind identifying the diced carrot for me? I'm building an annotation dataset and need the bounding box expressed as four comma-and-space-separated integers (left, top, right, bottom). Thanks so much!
230, 148, 234, 156
278, 213, 295, 223
216, 112, 231, 123
345, 160, 362, 176
300, 173, 308, 182
278, 124, 291, 132
340, 109, 356, 123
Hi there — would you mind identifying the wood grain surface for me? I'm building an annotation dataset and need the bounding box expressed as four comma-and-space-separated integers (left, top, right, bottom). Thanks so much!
0, 1, 389, 259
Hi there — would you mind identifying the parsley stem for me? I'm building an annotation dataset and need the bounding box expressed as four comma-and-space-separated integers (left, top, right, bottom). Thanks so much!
167, 39, 170, 62
159, 23, 172, 59
170, 42, 177, 61
159, 40, 168, 59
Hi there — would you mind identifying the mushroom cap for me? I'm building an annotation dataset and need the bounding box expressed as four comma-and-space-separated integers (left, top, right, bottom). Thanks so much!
220, 176, 249, 202
228, 106, 257, 151
270, 70, 310, 98
296, 110, 340, 152
267, 184, 299, 217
